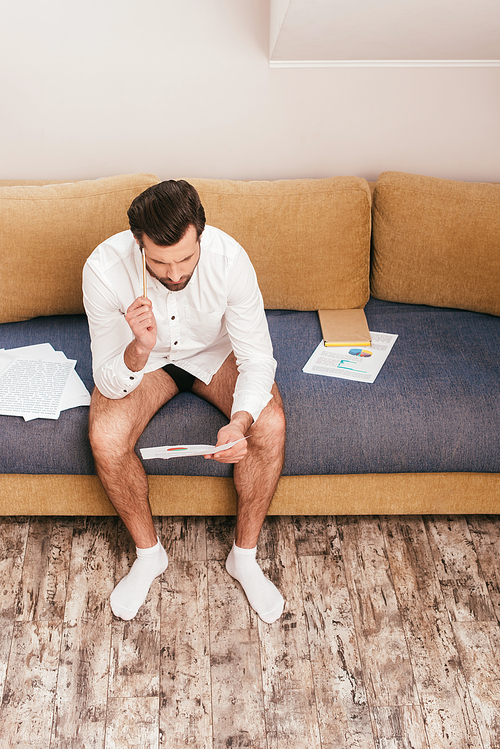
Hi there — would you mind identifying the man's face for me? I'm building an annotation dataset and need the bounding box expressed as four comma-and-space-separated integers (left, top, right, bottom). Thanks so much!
140, 225, 201, 292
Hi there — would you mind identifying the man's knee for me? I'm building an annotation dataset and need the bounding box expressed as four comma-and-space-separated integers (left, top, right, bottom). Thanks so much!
252, 391, 286, 450
267, 396, 286, 439
88, 390, 136, 463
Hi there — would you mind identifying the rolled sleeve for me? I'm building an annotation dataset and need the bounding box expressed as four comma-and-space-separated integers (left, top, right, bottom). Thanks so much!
231, 388, 273, 424
225, 251, 277, 422
97, 352, 145, 399
83, 260, 144, 399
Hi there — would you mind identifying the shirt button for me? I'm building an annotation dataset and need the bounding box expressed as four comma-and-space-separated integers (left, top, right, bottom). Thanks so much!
171, 316, 175, 320
174, 341, 178, 345
130, 376, 135, 380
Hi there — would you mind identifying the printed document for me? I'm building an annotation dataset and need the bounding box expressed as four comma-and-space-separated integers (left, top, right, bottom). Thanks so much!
303, 331, 398, 383
0, 343, 91, 420
141, 437, 248, 460
0, 357, 76, 419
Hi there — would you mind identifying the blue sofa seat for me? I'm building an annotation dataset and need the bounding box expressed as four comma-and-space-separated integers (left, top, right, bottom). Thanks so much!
2, 298, 499, 479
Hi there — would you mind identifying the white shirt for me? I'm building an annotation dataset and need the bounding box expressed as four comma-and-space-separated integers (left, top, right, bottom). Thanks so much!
82, 226, 276, 422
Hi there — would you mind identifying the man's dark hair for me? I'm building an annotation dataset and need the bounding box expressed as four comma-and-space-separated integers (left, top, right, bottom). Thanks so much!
127, 180, 206, 247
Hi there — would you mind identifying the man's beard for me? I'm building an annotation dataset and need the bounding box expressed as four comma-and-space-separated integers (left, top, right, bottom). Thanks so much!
159, 274, 192, 292
146, 267, 194, 292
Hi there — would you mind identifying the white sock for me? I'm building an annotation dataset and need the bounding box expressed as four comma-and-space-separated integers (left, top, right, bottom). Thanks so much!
110, 538, 168, 620
226, 542, 284, 623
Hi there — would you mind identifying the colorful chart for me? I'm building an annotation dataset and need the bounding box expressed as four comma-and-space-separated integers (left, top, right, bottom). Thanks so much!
349, 348, 372, 358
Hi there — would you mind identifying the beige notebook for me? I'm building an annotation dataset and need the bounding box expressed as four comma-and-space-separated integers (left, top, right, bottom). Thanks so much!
318, 309, 371, 347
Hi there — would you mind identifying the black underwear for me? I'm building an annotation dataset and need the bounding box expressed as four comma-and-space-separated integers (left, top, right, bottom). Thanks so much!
162, 363, 196, 392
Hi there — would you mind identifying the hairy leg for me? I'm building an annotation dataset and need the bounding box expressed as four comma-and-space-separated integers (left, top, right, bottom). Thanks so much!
89, 368, 179, 548
194, 354, 286, 621
233, 386, 285, 547
192, 354, 286, 547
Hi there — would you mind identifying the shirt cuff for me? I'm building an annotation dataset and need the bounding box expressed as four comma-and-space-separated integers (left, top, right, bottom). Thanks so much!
231, 390, 273, 424
97, 353, 145, 398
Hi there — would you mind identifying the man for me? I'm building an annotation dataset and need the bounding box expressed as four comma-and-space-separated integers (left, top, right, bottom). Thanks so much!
83, 180, 286, 623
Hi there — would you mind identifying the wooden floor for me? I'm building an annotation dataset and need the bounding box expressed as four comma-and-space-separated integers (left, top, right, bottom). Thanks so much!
1, 514, 500, 749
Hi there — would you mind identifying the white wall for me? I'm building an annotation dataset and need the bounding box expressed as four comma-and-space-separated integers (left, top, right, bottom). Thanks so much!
270, 0, 500, 61
1, 0, 499, 182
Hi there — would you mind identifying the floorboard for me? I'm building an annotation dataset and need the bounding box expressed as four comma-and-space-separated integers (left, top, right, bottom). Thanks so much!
0, 514, 499, 748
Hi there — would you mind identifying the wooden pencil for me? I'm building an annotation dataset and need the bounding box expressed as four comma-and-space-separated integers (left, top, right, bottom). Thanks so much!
142, 249, 148, 298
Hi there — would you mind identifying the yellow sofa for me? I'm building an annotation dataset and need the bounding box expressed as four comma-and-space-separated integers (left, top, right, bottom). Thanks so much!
0, 172, 498, 516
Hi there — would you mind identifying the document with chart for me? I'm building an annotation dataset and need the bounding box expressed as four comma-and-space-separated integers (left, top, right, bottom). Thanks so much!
140, 437, 248, 460
303, 331, 398, 383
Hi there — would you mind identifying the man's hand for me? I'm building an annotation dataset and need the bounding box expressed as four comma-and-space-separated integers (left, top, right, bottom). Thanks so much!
124, 296, 157, 371
205, 411, 253, 463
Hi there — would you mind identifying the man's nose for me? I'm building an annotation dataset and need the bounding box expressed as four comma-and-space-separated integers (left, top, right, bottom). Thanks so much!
168, 265, 182, 282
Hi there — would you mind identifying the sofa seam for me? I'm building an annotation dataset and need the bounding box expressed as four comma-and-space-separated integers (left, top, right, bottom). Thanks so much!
373, 187, 500, 205
0, 184, 159, 201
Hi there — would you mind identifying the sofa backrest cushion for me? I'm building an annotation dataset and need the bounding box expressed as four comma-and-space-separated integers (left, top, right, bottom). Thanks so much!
188, 176, 371, 310
0, 173, 159, 323
371, 171, 500, 316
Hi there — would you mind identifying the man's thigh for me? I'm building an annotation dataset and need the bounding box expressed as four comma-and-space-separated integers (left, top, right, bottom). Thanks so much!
89, 368, 180, 449
192, 353, 282, 420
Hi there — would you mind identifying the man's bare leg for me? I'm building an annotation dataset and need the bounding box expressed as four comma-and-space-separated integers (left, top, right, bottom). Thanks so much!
193, 354, 286, 621
232, 388, 285, 548
89, 369, 179, 619
192, 354, 286, 544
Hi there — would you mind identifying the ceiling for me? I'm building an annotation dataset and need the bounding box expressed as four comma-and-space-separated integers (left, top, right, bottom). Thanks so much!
269, 0, 500, 66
